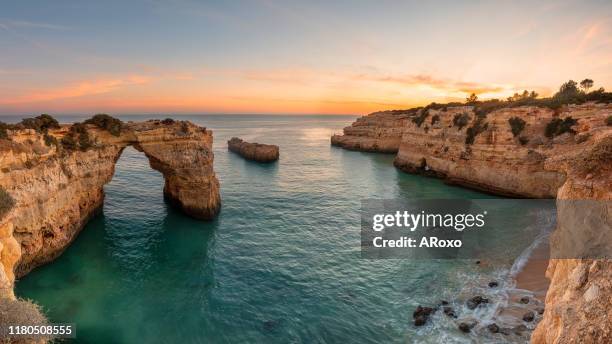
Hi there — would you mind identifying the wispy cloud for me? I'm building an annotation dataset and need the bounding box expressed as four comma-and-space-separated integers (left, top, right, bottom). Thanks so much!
0, 19, 69, 31
1, 75, 151, 104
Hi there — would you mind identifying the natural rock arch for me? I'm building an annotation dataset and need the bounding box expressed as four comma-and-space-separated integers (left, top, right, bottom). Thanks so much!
0, 120, 220, 298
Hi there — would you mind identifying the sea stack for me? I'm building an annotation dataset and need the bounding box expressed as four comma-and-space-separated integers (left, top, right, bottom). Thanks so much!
228, 137, 279, 162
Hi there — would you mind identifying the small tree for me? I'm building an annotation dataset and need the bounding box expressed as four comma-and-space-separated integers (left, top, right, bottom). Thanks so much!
466, 93, 478, 104
580, 79, 594, 93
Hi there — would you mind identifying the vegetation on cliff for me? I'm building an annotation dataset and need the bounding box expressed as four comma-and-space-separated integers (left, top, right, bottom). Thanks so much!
0, 298, 50, 343
0, 186, 14, 221
452, 113, 470, 130
84, 114, 123, 136
61, 123, 93, 151
20, 114, 60, 133
465, 117, 488, 145
545, 117, 578, 138
0, 114, 60, 141
508, 117, 526, 137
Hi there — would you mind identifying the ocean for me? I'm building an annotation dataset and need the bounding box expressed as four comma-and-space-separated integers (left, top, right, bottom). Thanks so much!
12, 115, 550, 343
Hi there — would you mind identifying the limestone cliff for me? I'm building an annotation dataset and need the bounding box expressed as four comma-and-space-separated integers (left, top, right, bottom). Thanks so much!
393, 103, 610, 197
331, 110, 411, 153
0, 119, 220, 300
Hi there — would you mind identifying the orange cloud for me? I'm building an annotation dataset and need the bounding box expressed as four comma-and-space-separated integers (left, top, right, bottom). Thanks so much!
2, 75, 152, 104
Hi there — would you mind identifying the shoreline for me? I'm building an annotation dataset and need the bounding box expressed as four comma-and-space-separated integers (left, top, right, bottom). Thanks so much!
515, 238, 550, 302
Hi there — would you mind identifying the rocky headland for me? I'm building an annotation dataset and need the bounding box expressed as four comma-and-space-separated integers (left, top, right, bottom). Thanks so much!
228, 137, 279, 162
331, 110, 410, 153
0, 116, 221, 306
331, 86, 612, 343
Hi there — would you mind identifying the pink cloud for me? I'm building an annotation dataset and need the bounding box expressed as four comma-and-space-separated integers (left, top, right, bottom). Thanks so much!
1, 75, 152, 104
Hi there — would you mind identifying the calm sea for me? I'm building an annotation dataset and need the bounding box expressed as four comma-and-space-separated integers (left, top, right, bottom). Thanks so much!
11, 115, 545, 343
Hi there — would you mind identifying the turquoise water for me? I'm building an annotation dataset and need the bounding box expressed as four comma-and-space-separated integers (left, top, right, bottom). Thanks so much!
14, 115, 540, 343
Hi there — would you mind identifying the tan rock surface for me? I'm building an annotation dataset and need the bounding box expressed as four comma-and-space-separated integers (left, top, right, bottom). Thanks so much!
331, 110, 411, 153
227, 137, 279, 162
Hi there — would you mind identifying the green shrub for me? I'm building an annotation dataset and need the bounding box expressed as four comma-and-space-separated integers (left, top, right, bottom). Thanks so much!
0, 186, 15, 220
84, 114, 123, 136
43, 133, 58, 147
508, 117, 526, 137
61, 134, 78, 150
161, 118, 175, 125
430, 114, 440, 125
453, 113, 470, 130
465, 118, 488, 145
61, 122, 93, 151
412, 109, 429, 127
20, 114, 60, 132
606, 116, 612, 126
545, 117, 578, 138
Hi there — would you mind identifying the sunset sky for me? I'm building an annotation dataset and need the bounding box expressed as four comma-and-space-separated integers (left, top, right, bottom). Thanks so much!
1, 0, 611, 115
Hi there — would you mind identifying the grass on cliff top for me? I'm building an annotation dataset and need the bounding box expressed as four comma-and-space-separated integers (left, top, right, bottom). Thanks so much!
0, 186, 14, 221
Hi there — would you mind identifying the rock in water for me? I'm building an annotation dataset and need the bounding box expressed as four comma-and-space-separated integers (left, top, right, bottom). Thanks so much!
466, 296, 489, 310
227, 137, 279, 162
488, 281, 498, 288
458, 322, 475, 333
487, 323, 500, 333
523, 311, 535, 322
412, 305, 435, 326
443, 306, 456, 318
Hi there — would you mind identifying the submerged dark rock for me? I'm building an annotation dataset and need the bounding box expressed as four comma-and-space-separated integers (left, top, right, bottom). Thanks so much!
523, 311, 535, 322
466, 296, 489, 310
458, 321, 476, 333
488, 281, 499, 288
487, 323, 500, 333
262, 320, 279, 332
413, 305, 435, 326
519, 296, 530, 304
414, 315, 427, 326
443, 306, 457, 318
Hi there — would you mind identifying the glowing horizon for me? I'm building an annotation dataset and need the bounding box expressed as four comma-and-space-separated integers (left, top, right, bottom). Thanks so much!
1, 0, 611, 115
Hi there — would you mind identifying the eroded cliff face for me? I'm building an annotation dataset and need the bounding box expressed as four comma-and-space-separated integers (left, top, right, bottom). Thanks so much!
0, 120, 220, 300
393, 103, 610, 198
331, 110, 411, 153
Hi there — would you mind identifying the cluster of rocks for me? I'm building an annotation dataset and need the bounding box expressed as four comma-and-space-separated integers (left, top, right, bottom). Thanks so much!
227, 137, 279, 162
412, 280, 545, 337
